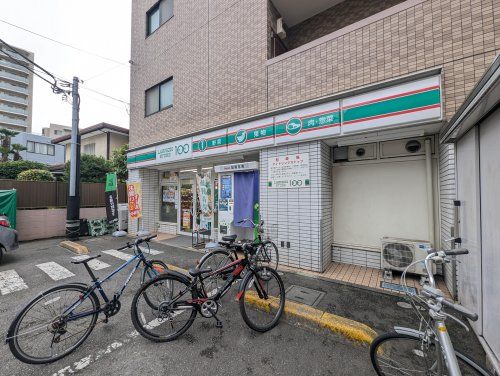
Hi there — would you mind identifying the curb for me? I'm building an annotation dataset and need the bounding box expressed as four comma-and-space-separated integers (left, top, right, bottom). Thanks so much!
60, 241, 89, 254
165, 263, 377, 345
244, 291, 377, 345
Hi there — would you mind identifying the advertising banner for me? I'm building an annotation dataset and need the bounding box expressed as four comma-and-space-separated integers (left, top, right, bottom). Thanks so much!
196, 171, 213, 230
268, 153, 310, 188
127, 182, 142, 219
105, 173, 118, 222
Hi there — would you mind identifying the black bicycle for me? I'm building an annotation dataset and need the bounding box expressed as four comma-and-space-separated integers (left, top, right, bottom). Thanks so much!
196, 219, 279, 295
131, 241, 285, 342
6, 235, 167, 364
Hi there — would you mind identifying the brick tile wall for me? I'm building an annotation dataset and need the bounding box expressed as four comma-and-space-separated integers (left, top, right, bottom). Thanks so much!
267, 0, 500, 122
286, 0, 406, 50
130, 0, 268, 148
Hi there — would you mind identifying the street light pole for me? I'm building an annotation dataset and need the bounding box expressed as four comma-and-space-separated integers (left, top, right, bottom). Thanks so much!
66, 76, 81, 238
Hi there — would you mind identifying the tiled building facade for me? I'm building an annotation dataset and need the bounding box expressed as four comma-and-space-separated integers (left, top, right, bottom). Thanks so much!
129, 0, 499, 282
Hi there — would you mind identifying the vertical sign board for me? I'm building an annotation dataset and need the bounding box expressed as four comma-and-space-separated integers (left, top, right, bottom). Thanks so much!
227, 117, 274, 152
127, 182, 142, 219
268, 154, 310, 188
192, 129, 228, 156
274, 101, 340, 145
156, 137, 192, 163
105, 172, 118, 222
341, 75, 442, 134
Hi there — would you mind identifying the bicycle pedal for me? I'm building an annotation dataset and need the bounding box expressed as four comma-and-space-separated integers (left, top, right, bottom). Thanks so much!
215, 321, 223, 328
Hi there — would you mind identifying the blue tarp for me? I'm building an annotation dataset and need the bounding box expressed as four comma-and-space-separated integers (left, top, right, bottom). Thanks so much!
233, 171, 259, 228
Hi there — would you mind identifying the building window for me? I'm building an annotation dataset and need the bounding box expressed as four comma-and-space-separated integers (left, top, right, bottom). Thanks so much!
27, 141, 55, 156
147, 0, 173, 36
145, 78, 173, 116
54, 130, 62, 135
83, 143, 96, 155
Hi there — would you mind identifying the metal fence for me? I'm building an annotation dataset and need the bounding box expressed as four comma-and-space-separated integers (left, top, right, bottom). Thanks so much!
0, 179, 127, 209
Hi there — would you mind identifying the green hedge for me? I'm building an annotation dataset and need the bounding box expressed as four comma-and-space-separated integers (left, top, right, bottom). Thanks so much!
0, 161, 48, 180
17, 169, 54, 181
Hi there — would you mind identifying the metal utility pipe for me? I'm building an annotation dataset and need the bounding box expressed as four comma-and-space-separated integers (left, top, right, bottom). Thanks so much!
425, 138, 435, 246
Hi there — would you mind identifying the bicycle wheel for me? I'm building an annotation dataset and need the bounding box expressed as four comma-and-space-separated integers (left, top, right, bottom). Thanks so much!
141, 260, 170, 309
370, 331, 492, 375
198, 249, 235, 297
131, 273, 197, 342
7, 283, 99, 364
255, 241, 279, 271
239, 267, 285, 332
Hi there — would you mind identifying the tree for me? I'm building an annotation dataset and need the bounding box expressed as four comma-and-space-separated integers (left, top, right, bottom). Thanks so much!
11, 143, 27, 161
110, 144, 128, 182
0, 160, 48, 179
0, 128, 19, 162
17, 169, 54, 181
64, 154, 111, 183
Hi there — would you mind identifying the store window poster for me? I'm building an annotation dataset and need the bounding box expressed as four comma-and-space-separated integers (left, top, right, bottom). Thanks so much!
221, 175, 232, 199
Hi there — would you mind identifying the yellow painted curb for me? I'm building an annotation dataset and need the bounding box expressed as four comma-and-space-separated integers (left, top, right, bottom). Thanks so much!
244, 291, 377, 345
60, 241, 89, 255
164, 264, 377, 345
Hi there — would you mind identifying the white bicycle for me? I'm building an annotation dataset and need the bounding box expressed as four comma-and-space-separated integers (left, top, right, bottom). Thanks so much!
370, 248, 492, 375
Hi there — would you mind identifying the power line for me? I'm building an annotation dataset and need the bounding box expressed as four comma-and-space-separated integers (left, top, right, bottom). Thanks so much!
83, 63, 128, 82
0, 18, 129, 66
80, 86, 130, 105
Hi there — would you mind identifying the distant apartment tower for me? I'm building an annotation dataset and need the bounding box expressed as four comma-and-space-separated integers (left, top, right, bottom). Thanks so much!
0, 44, 34, 133
42, 123, 72, 139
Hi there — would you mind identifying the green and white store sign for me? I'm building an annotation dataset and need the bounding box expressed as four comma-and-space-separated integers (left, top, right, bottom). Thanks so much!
156, 138, 192, 162
227, 117, 275, 152
128, 75, 442, 168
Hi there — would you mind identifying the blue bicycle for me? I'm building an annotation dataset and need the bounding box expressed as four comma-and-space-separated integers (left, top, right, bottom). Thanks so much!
6, 234, 168, 364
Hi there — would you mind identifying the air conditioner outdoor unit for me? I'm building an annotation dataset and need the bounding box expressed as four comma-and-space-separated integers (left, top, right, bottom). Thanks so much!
276, 18, 286, 39
381, 237, 434, 276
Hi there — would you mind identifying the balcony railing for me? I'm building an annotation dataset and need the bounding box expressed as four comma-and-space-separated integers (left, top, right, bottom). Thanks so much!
0, 91, 28, 105
0, 70, 28, 84
0, 114, 27, 127
0, 103, 27, 116
0, 59, 29, 75
0, 81, 28, 94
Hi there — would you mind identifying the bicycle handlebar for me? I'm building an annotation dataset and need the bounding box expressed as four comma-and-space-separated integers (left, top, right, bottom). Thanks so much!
439, 297, 478, 321
116, 234, 158, 251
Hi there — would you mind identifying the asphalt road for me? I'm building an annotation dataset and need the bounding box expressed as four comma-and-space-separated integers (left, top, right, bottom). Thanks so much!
0, 237, 373, 376
0, 236, 487, 375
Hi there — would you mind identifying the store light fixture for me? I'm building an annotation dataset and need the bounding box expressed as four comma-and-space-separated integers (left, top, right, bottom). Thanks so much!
201, 167, 213, 170
179, 169, 198, 173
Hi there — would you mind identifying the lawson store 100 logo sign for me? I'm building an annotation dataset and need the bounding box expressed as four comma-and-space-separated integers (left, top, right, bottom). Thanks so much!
156, 139, 192, 162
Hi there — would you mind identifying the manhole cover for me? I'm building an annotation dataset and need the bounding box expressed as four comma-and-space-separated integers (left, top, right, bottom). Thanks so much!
285, 285, 325, 306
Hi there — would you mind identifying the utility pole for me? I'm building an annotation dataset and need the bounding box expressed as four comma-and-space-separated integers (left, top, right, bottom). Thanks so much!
66, 76, 81, 238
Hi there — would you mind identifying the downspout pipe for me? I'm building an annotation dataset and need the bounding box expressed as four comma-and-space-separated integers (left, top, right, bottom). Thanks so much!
425, 138, 435, 246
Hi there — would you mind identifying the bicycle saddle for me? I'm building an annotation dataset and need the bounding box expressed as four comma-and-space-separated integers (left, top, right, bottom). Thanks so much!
188, 267, 212, 277
71, 254, 101, 264
221, 234, 237, 242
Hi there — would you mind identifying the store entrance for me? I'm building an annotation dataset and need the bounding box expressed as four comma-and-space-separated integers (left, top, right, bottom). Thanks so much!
179, 178, 194, 235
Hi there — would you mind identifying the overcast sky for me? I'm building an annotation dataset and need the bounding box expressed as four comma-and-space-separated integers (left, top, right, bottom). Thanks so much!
0, 0, 131, 134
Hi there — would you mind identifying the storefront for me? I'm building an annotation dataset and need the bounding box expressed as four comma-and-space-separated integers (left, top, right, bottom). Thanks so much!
127, 70, 444, 273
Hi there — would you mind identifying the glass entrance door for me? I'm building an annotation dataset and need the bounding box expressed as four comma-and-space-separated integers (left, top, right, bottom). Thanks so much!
179, 179, 194, 234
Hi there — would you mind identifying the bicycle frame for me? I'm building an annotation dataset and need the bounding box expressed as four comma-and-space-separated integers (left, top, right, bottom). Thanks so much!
63, 250, 152, 322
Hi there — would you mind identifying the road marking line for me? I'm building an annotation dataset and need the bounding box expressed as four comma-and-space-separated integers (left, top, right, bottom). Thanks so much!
52, 312, 176, 375
145, 248, 163, 255
36, 262, 75, 281
102, 249, 133, 261
0, 270, 28, 295
71, 255, 110, 270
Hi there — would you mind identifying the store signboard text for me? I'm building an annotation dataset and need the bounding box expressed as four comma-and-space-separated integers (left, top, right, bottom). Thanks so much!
268, 154, 310, 189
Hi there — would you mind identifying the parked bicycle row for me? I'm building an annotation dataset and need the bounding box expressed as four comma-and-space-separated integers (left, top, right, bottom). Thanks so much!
3, 221, 492, 375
